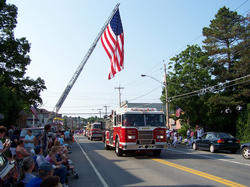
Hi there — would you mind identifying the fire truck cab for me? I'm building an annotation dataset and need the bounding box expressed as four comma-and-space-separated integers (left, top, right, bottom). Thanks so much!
103, 108, 167, 156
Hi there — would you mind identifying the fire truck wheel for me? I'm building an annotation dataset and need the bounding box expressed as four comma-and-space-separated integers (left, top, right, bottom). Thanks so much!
104, 139, 110, 150
115, 139, 123, 156
153, 150, 161, 156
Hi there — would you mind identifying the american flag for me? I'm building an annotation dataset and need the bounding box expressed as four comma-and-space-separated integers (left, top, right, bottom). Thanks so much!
30, 104, 38, 119
176, 106, 182, 117
101, 9, 124, 80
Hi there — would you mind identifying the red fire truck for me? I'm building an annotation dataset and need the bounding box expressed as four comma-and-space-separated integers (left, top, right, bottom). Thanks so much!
102, 107, 167, 156
88, 122, 103, 141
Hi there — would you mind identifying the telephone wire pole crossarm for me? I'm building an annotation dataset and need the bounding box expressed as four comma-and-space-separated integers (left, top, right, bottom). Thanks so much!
115, 85, 124, 107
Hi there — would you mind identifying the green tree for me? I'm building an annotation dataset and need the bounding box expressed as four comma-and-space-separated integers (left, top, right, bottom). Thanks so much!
236, 103, 250, 142
202, 6, 250, 134
0, 2, 46, 127
0, 84, 22, 126
163, 45, 213, 129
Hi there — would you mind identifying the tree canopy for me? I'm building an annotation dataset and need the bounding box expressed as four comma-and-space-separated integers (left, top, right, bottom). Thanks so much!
0, 1, 46, 127
164, 6, 250, 139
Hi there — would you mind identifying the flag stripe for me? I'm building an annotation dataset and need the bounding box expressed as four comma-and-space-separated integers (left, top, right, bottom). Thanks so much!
30, 105, 38, 119
101, 26, 115, 59
101, 9, 124, 80
176, 106, 181, 118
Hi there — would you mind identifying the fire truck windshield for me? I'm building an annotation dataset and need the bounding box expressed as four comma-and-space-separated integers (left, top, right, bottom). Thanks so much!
92, 124, 101, 129
122, 114, 165, 127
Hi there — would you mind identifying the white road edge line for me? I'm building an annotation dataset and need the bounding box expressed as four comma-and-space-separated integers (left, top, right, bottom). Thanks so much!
167, 148, 250, 167
75, 136, 109, 187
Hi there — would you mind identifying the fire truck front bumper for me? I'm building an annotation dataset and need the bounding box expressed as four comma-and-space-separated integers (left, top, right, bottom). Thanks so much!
121, 143, 167, 150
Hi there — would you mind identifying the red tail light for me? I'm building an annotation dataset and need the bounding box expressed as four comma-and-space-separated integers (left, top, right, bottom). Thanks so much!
236, 139, 240, 143
217, 139, 225, 143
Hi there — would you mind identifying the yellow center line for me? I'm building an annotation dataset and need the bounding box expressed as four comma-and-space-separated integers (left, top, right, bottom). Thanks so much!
151, 158, 247, 187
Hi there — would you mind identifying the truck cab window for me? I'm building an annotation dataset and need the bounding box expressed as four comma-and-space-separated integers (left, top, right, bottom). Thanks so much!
117, 115, 121, 125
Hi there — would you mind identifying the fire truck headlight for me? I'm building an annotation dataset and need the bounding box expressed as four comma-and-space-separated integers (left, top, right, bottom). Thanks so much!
157, 135, 164, 139
128, 135, 135, 139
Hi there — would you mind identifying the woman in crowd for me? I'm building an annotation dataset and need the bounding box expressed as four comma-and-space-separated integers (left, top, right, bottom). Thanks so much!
0, 125, 11, 154
10, 129, 19, 160
59, 135, 69, 148
46, 146, 66, 166
54, 140, 69, 157
172, 134, 178, 148
18, 156, 36, 186
16, 140, 32, 159
171, 130, 175, 145
187, 129, 195, 147
24, 129, 34, 153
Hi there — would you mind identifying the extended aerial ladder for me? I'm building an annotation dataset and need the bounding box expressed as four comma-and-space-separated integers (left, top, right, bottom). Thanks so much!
47, 4, 120, 122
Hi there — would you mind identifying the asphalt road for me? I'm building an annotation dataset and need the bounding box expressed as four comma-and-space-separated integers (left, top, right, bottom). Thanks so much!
67, 135, 250, 187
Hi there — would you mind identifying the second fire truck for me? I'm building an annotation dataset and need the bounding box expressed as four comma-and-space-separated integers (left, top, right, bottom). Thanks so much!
102, 107, 167, 156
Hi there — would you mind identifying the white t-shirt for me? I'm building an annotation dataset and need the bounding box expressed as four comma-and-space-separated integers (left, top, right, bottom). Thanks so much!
166, 130, 170, 137
197, 129, 202, 138
0, 141, 3, 150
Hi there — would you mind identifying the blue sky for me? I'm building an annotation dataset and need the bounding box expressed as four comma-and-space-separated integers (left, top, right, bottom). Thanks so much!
7, 0, 250, 118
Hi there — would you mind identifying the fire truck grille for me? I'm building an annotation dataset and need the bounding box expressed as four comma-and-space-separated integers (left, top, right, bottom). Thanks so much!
138, 131, 153, 144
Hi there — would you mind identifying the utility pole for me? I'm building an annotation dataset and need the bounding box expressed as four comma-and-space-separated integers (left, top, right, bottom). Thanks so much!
93, 109, 102, 118
164, 63, 169, 128
115, 85, 124, 107
97, 109, 102, 118
103, 105, 110, 118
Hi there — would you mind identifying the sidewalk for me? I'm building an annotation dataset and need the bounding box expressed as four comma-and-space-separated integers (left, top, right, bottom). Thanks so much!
66, 135, 87, 187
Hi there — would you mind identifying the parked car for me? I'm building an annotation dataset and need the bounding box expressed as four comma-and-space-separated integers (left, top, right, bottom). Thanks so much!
0, 153, 18, 187
240, 142, 250, 159
192, 132, 240, 153
19, 127, 44, 140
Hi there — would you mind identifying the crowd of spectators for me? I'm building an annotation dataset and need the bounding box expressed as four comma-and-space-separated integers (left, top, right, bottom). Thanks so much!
166, 125, 204, 148
0, 124, 75, 187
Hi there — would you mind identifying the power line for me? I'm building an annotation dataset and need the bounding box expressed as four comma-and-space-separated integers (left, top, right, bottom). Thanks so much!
129, 85, 162, 101
169, 74, 250, 100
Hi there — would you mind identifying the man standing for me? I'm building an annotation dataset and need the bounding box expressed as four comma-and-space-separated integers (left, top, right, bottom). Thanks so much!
195, 125, 199, 139
34, 124, 51, 156
166, 128, 171, 146
64, 129, 70, 143
187, 128, 190, 139
8, 125, 14, 138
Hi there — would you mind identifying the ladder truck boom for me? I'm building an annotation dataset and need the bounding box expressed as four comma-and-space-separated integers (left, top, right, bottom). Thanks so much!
47, 3, 120, 122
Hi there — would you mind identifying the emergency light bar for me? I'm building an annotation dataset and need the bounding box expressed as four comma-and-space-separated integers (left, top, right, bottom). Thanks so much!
130, 108, 157, 111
